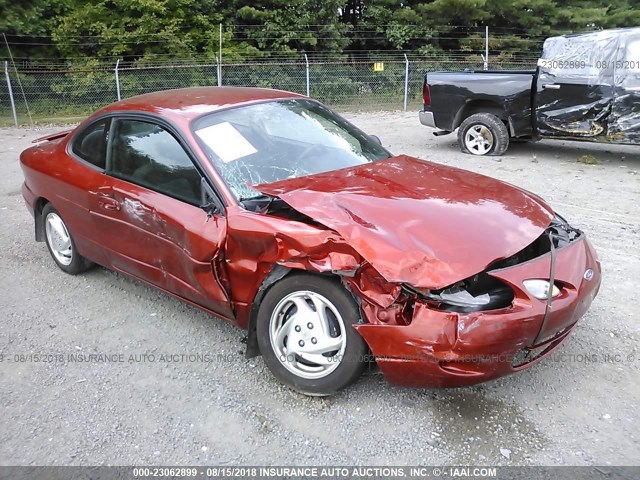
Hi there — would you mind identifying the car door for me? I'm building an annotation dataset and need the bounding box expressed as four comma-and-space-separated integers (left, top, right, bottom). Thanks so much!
61, 117, 115, 267
88, 116, 234, 320
535, 31, 617, 139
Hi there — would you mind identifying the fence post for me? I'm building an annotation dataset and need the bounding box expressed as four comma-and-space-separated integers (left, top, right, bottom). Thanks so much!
216, 56, 222, 87
4, 61, 18, 126
484, 26, 489, 70
218, 23, 223, 86
114, 59, 121, 101
403, 54, 409, 112
304, 53, 310, 97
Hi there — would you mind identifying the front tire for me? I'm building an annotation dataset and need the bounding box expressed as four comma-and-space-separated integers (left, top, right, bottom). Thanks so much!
256, 273, 367, 396
42, 204, 93, 275
458, 113, 509, 156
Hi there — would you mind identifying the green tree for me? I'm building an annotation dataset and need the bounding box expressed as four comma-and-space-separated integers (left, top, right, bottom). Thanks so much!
228, 0, 349, 55
51, 0, 225, 60
0, 0, 70, 58
3, 0, 640, 62
555, 0, 640, 30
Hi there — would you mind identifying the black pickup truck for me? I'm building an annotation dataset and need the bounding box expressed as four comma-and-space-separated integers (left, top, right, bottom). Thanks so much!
420, 27, 640, 155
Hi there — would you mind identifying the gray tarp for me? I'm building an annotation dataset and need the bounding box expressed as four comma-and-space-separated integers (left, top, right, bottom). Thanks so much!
538, 27, 640, 143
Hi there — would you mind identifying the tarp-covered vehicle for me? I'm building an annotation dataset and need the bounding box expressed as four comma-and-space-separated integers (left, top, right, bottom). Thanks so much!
420, 27, 640, 155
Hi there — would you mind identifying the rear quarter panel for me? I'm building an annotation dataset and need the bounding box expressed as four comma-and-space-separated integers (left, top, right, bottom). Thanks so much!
20, 136, 109, 264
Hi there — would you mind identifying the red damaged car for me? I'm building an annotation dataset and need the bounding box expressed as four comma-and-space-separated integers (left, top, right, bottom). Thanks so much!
20, 87, 601, 395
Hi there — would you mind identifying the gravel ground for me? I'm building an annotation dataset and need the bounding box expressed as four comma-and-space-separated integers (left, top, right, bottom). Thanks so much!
0, 112, 638, 467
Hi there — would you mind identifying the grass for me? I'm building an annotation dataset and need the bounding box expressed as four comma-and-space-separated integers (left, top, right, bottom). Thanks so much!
577, 154, 601, 165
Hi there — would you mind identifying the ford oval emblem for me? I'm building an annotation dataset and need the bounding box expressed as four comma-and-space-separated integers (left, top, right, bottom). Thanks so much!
584, 269, 594, 281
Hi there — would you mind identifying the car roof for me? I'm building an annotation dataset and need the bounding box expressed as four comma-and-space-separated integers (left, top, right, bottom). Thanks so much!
553, 26, 640, 40
96, 86, 306, 123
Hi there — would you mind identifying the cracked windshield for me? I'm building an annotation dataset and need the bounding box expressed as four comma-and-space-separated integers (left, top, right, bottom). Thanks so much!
193, 99, 390, 201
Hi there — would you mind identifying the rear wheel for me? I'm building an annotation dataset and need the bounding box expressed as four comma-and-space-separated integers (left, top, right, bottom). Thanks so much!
458, 113, 509, 156
256, 273, 367, 396
42, 204, 93, 274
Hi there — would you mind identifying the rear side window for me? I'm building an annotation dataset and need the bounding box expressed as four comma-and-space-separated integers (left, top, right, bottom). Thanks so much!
71, 119, 110, 169
108, 119, 202, 205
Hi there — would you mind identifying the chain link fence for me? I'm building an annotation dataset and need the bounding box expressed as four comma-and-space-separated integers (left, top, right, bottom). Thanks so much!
0, 52, 540, 126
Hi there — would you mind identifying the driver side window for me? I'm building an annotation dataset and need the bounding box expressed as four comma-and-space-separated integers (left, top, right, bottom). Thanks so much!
108, 119, 202, 205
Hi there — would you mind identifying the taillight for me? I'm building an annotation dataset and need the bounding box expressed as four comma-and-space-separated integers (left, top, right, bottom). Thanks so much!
422, 83, 432, 106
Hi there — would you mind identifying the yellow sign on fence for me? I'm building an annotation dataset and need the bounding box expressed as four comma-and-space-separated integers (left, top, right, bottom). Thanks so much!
373, 62, 384, 72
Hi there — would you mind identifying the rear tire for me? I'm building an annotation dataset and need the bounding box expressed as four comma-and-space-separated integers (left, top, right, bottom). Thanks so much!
42, 204, 93, 275
256, 273, 367, 396
458, 113, 509, 156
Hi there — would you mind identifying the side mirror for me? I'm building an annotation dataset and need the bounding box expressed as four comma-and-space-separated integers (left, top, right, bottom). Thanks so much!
369, 135, 382, 145
200, 178, 221, 218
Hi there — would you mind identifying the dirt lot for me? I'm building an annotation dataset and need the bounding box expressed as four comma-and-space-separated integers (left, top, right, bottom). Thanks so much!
0, 112, 638, 467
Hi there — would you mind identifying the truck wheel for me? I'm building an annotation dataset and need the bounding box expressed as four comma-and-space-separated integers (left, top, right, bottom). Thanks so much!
458, 113, 509, 156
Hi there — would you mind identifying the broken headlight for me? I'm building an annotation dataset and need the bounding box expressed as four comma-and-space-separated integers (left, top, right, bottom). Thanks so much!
404, 273, 514, 313
523, 279, 561, 300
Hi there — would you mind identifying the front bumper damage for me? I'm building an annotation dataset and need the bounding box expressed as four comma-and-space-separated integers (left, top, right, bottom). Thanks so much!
353, 233, 601, 388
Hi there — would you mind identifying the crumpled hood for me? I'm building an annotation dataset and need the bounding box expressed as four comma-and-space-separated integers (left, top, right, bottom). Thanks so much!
255, 155, 554, 289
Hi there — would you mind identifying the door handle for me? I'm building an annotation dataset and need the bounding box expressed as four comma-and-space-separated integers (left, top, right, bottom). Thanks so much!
542, 84, 561, 90
98, 195, 120, 211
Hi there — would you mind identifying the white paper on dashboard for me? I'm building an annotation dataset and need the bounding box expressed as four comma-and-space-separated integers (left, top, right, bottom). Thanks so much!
195, 122, 258, 163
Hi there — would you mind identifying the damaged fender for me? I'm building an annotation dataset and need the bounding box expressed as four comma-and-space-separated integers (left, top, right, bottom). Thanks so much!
224, 204, 360, 329
223, 204, 410, 357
